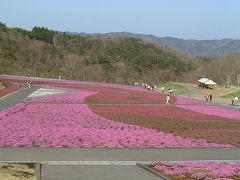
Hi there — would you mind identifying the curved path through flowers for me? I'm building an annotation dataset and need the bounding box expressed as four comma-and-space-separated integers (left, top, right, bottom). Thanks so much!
0, 86, 39, 111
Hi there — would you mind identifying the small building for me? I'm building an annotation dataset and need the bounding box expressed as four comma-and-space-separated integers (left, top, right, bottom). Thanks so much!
204, 80, 217, 89
198, 78, 217, 89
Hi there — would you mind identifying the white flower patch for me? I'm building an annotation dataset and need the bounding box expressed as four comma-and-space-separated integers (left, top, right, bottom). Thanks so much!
28, 88, 67, 98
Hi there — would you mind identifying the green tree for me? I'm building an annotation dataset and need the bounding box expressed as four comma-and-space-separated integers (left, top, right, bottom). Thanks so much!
0, 22, 7, 32
31, 27, 55, 44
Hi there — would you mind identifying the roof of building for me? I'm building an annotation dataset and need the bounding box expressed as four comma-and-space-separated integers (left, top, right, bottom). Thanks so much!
198, 78, 209, 83
205, 80, 217, 85
198, 78, 217, 85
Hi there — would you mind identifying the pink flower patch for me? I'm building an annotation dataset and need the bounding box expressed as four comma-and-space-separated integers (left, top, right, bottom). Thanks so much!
0, 103, 234, 148
149, 161, 240, 179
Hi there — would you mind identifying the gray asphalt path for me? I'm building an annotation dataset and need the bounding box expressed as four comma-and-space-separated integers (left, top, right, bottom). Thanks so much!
1, 148, 239, 180
176, 82, 201, 97
0, 86, 39, 111
0, 148, 239, 162
41, 165, 159, 180
24, 101, 238, 107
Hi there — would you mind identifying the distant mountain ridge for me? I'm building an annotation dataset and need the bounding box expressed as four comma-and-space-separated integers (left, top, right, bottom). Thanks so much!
67, 31, 240, 57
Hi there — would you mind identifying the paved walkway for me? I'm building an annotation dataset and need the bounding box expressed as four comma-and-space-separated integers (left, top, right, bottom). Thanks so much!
0, 86, 39, 111
1, 148, 239, 180
0, 148, 239, 162
41, 165, 159, 180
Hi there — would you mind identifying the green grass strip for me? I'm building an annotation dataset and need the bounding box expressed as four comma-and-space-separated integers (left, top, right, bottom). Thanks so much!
221, 91, 240, 98
162, 82, 189, 95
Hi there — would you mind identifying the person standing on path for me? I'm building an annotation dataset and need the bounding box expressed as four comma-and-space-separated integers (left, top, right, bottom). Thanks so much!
234, 96, 238, 105
161, 86, 165, 92
209, 94, 213, 102
166, 95, 170, 105
231, 97, 235, 105
205, 94, 209, 102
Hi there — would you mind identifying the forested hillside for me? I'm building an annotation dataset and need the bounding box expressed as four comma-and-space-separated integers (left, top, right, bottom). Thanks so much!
0, 23, 201, 84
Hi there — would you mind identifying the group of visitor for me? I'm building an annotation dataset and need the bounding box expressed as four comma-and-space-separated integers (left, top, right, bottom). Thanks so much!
26, 81, 32, 87
139, 83, 157, 91
205, 93, 238, 106
135, 82, 174, 104
205, 94, 213, 102
199, 83, 208, 89
159, 87, 174, 94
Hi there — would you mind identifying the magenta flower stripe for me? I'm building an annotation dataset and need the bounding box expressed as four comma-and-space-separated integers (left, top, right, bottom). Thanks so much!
176, 97, 240, 120
0, 92, 234, 148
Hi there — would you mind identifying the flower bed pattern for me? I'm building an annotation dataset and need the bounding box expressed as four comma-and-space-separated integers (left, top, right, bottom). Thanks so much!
1, 76, 240, 147
176, 96, 205, 105
90, 105, 240, 146
176, 97, 240, 120
0, 102, 233, 148
85, 90, 176, 104
177, 105, 240, 120
149, 161, 240, 180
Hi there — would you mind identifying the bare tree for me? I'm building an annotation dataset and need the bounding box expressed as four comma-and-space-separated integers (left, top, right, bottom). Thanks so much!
237, 74, 240, 86
224, 74, 233, 87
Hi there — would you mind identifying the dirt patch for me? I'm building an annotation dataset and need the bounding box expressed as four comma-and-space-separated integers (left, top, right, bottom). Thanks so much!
0, 163, 36, 180
0, 82, 5, 91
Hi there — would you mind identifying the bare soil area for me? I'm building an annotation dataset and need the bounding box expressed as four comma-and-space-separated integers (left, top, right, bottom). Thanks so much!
0, 82, 5, 91
0, 163, 36, 180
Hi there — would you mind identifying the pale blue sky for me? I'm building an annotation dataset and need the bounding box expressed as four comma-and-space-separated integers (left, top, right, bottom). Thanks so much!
0, 0, 239, 40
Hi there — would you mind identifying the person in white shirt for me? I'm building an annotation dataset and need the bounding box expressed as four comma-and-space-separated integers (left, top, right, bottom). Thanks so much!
205, 94, 209, 102
166, 95, 170, 105
234, 96, 238, 105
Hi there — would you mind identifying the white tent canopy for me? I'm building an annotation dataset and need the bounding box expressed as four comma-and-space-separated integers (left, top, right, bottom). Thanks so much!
198, 78, 217, 87
198, 78, 209, 83
205, 80, 217, 85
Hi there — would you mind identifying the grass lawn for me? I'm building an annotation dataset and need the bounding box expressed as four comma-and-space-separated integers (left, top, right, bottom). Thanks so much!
221, 91, 240, 98
161, 82, 189, 95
